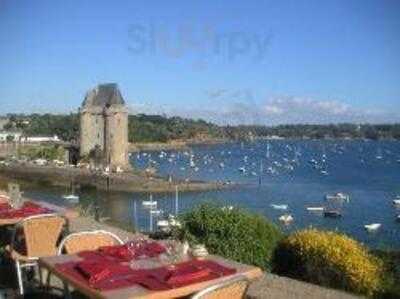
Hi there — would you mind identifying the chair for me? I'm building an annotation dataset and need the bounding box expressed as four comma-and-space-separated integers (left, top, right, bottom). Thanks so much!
191, 275, 250, 299
57, 230, 123, 255
57, 230, 123, 299
6, 214, 67, 295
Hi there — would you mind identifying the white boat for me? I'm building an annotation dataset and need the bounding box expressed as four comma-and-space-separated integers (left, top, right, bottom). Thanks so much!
393, 199, 400, 205
279, 214, 293, 224
306, 207, 324, 212
190, 160, 196, 168
270, 204, 288, 210
157, 219, 169, 230
364, 223, 381, 232
142, 200, 157, 208
150, 209, 162, 216
62, 194, 79, 202
238, 167, 246, 173
325, 193, 350, 202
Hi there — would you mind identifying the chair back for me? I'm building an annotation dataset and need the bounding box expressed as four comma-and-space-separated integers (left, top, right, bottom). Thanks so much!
58, 230, 123, 255
16, 214, 66, 258
191, 275, 249, 299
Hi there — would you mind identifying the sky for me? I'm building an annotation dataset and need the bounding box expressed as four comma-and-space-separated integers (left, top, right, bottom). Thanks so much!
0, 0, 399, 125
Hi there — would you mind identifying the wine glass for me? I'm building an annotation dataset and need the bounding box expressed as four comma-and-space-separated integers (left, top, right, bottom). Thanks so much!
163, 240, 183, 269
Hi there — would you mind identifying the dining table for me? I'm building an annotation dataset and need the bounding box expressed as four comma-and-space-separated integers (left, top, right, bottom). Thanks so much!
38, 242, 263, 299
0, 199, 78, 226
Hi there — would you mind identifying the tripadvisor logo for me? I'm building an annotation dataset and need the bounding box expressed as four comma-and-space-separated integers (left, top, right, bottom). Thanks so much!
127, 22, 272, 67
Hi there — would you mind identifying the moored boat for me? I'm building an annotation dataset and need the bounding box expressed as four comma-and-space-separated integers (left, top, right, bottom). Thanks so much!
62, 194, 80, 203
307, 207, 324, 212
279, 214, 293, 224
324, 210, 342, 218
364, 223, 381, 232
325, 192, 350, 202
270, 204, 288, 210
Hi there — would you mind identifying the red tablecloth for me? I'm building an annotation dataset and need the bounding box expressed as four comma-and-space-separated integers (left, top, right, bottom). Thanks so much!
0, 201, 52, 219
55, 258, 236, 291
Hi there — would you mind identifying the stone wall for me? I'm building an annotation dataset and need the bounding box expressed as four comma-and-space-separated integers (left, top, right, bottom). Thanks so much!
79, 107, 104, 157
104, 105, 129, 170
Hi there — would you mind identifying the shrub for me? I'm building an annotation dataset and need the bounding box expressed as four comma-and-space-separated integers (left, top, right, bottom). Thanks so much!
18, 145, 65, 161
173, 203, 282, 271
272, 228, 383, 297
373, 250, 400, 299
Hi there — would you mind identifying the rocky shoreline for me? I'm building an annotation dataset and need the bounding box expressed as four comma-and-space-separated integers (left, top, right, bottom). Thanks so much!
0, 163, 231, 193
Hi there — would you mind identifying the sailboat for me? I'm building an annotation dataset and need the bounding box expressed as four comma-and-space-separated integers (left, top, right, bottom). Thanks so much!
62, 184, 79, 203
142, 194, 157, 208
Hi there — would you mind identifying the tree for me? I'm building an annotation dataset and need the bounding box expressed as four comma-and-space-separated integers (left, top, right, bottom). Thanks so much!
6, 135, 14, 142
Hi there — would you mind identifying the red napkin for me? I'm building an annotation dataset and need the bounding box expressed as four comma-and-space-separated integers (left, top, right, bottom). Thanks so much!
147, 260, 237, 289
166, 267, 212, 288
76, 261, 133, 285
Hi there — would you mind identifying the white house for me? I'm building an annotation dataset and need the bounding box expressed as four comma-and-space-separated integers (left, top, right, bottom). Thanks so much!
22, 135, 60, 143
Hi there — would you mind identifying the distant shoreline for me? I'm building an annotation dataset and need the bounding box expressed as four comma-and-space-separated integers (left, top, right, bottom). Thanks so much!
127, 137, 399, 154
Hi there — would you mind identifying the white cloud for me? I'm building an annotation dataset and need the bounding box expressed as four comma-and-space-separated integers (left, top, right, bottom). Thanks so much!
264, 105, 283, 115
153, 94, 400, 125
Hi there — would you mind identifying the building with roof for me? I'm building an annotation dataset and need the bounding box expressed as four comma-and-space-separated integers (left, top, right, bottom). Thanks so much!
0, 131, 22, 142
79, 83, 129, 171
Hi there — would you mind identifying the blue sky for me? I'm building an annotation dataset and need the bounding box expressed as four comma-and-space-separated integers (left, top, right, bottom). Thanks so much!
0, 0, 399, 124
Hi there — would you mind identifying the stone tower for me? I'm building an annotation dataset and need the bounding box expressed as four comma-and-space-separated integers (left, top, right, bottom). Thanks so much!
79, 83, 129, 171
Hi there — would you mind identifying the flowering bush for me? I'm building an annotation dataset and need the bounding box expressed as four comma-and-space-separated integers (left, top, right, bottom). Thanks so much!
173, 203, 282, 270
272, 229, 383, 297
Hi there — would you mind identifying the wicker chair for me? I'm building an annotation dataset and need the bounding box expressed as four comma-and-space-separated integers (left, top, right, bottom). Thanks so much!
6, 214, 67, 295
57, 230, 123, 299
58, 230, 123, 255
190, 275, 250, 299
